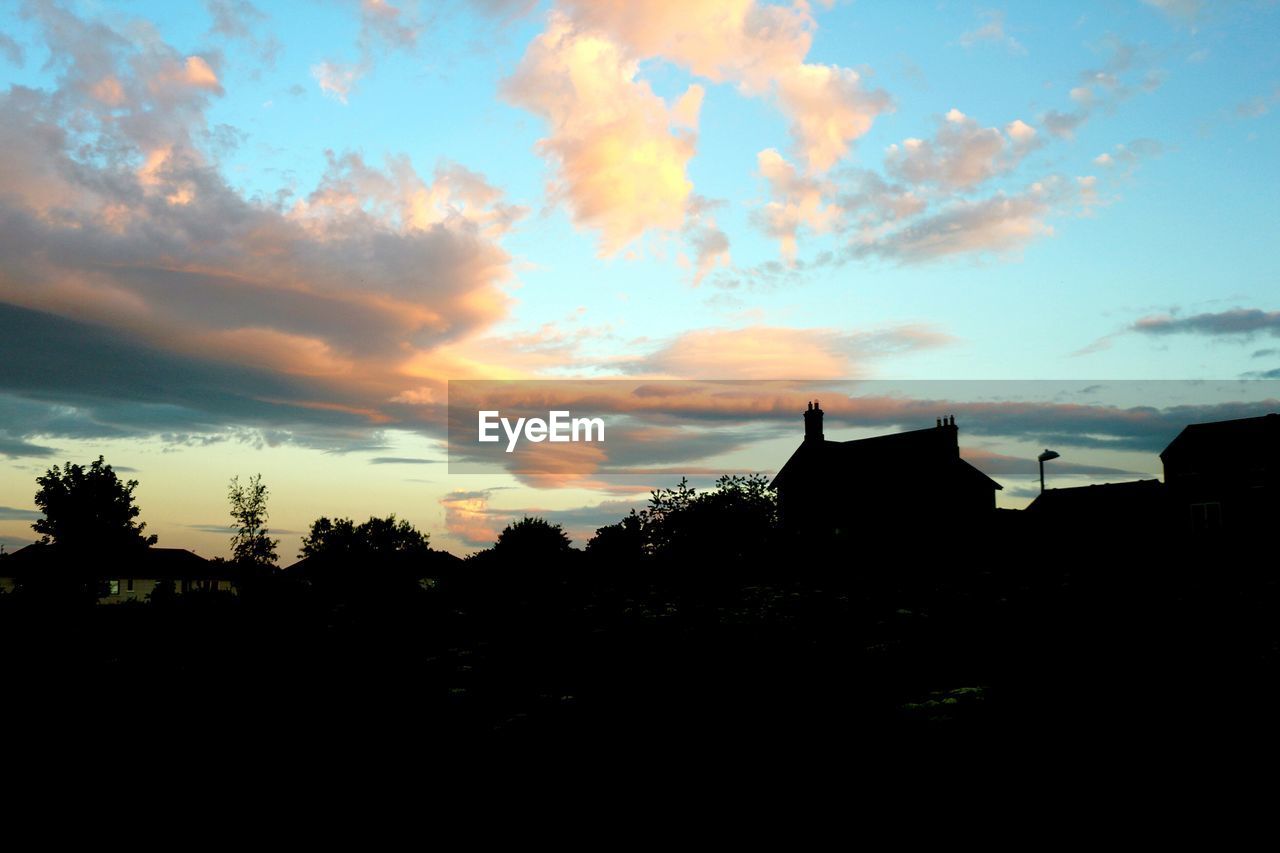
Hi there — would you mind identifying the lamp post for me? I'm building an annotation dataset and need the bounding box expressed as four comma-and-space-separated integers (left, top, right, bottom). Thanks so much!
1038, 449, 1060, 494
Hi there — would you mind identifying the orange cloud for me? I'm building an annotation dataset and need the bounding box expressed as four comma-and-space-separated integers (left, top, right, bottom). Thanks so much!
755, 148, 840, 259
440, 490, 501, 548
148, 55, 223, 95
774, 62, 889, 171
619, 325, 953, 379
0, 6, 527, 450
502, 11, 701, 254
554, 0, 889, 171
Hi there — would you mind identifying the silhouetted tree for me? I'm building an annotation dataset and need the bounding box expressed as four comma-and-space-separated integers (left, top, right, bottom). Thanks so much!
297, 514, 435, 605
300, 514, 430, 561
585, 509, 645, 563
639, 477, 697, 557
228, 474, 278, 570
493, 516, 573, 562
674, 473, 777, 562
588, 474, 778, 564
32, 456, 157, 552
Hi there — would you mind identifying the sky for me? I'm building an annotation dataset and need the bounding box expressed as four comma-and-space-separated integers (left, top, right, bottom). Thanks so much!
1, 0, 1278, 557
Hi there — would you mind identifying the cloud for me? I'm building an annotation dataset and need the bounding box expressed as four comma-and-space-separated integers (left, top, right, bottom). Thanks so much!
0, 506, 42, 521
797, 394, 1280, 453
1132, 309, 1280, 338
438, 490, 651, 551
774, 62, 891, 172
753, 149, 841, 259
1043, 108, 1089, 140
1141, 0, 1204, 24
834, 169, 926, 230
203, 1, 281, 72
358, 0, 424, 50
885, 109, 1042, 190
447, 381, 1280, 491
309, 0, 428, 102
750, 112, 1053, 260
1092, 138, 1163, 173
206, 0, 265, 39
368, 457, 443, 465
471, 0, 540, 22
959, 449, 1146, 479
0, 434, 58, 458
1235, 86, 1280, 119
618, 324, 954, 379
681, 196, 732, 284
439, 489, 502, 548
0, 4, 523, 453
556, 0, 890, 173
502, 1, 890, 251
958, 10, 1025, 55
0, 306, 398, 451
848, 178, 1063, 263
500, 11, 701, 254
1042, 38, 1159, 139
311, 60, 365, 104
0, 32, 24, 66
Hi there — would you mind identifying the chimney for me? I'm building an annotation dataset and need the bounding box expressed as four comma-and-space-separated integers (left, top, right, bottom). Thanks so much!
941, 414, 959, 456
804, 400, 824, 443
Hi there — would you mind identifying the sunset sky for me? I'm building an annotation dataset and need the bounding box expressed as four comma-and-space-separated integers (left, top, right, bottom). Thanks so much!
2, 0, 1278, 557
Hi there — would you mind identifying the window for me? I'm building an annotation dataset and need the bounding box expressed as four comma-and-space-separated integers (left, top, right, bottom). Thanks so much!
1190, 502, 1222, 531
106, 579, 120, 595
126, 578, 134, 592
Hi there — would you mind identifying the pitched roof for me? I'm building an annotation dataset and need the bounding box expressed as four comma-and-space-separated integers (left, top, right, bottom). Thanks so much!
1161, 412, 1280, 460
1025, 479, 1166, 513
1, 544, 223, 579
772, 425, 1002, 491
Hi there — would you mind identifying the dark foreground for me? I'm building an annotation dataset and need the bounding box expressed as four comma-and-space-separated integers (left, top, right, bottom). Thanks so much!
4, 536, 1279, 758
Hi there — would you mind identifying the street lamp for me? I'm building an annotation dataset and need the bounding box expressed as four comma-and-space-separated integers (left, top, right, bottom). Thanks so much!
1038, 449, 1060, 494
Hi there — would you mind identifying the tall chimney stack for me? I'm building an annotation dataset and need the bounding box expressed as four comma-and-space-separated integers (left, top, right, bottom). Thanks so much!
803, 400, 824, 443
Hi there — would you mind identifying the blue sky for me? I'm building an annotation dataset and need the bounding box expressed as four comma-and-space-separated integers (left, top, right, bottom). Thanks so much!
1, 0, 1278, 555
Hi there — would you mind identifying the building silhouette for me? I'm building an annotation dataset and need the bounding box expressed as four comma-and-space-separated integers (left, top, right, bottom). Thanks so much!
771, 402, 1002, 536
1025, 478, 1169, 532
0, 544, 232, 601
1023, 412, 1277, 535
1161, 412, 1279, 532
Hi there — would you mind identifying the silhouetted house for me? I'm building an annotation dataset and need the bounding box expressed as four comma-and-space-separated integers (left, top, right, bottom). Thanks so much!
1160, 412, 1279, 532
0, 544, 232, 602
771, 403, 1002, 535
1025, 479, 1170, 532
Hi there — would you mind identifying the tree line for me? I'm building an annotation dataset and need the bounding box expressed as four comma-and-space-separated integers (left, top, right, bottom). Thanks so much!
4, 455, 781, 574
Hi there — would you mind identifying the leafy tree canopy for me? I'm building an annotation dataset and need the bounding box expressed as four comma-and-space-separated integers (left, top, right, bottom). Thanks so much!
33, 456, 157, 551
587, 474, 778, 561
229, 474, 278, 569
300, 514, 430, 561
493, 516, 573, 561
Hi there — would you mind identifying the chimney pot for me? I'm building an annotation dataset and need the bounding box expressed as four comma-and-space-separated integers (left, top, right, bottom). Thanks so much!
803, 399, 824, 442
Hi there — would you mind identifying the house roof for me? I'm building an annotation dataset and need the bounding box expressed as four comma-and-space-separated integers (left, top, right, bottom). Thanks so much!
771, 424, 1002, 491
1, 544, 224, 580
1025, 479, 1166, 514
1160, 412, 1279, 461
